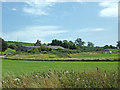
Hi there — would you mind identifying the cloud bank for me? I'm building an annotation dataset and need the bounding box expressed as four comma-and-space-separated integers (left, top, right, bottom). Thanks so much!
3, 25, 68, 43
99, 1, 118, 17
77, 28, 105, 32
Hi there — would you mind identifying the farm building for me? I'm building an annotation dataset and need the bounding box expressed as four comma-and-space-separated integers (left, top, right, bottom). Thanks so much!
17, 40, 64, 51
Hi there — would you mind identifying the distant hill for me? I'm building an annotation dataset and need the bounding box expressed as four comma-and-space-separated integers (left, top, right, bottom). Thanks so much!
7, 41, 34, 46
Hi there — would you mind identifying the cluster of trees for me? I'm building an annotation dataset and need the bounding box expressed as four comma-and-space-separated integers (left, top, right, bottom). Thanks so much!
103, 45, 117, 49
49, 38, 95, 50
49, 39, 76, 49
0, 38, 8, 54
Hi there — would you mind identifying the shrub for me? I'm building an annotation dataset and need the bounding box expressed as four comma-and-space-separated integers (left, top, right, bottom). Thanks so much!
38, 45, 52, 52
8, 44, 17, 49
42, 51, 47, 54
28, 47, 39, 54
49, 55, 55, 58
4, 48, 16, 55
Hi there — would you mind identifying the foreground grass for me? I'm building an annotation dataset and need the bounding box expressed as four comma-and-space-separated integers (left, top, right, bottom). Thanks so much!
2, 70, 119, 88
2, 59, 118, 77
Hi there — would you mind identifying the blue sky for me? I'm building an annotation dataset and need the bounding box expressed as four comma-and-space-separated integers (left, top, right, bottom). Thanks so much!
2, 1, 118, 46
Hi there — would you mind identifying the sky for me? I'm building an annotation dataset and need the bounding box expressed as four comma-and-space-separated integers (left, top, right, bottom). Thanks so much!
1, 0, 118, 46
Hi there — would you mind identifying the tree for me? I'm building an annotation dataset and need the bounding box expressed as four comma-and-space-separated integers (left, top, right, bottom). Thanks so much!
34, 40, 42, 46
75, 38, 85, 46
0, 37, 8, 55
51, 39, 63, 46
104, 45, 109, 49
63, 40, 69, 48
109, 45, 116, 49
117, 41, 120, 49
87, 42, 94, 47
69, 41, 76, 49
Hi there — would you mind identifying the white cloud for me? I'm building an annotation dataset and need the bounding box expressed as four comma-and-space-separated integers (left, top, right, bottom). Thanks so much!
23, 0, 55, 15
78, 28, 104, 32
99, 1, 118, 17
94, 28, 104, 31
3, 25, 68, 43
12, 8, 17, 11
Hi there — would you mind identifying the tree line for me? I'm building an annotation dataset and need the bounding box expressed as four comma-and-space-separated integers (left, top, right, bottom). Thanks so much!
0, 37, 120, 55
48, 38, 118, 50
48, 38, 95, 50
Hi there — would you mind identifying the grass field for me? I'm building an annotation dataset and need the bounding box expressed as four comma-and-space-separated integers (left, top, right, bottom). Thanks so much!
70, 53, 118, 59
105, 49, 119, 52
5, 53, 119, 61
2, 59, 118, 77
7, 42, 34, 46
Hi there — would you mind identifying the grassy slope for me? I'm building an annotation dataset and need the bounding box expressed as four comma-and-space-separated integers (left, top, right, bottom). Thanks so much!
2, 59, 118, 77
5, 53, 119, 61
70, 53, 118, 59
7, 42, 34, 46
105, 49, 119, 52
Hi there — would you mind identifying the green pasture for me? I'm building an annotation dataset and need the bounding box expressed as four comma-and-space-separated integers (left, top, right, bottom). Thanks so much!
70, 53, 118, 59
2, 59, 118, 77
5, 53, 119, 61
105, 49, 119, 52
7, 42, 34, 46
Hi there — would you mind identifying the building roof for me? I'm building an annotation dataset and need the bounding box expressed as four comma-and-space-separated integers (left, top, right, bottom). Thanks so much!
46, 46, 64, 49
22, 46, 64, 50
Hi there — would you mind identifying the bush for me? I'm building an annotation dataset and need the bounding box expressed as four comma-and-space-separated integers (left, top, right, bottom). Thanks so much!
4, 48, 16, 55
28, 47, 39, 54
38, 45, 52, 52
8, 44, 17, 49
49, 55, 55, 58
42, 51, 47, 54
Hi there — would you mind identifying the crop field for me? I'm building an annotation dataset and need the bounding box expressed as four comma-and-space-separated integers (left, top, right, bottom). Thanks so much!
2, 59, 118, 77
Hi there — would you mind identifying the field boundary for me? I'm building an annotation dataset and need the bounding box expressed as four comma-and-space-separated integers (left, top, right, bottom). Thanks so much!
2, 57, 119, 62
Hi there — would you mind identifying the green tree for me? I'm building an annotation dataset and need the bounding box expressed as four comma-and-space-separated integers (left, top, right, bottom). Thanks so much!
75, 38, 85, 46
117, 41, 120, 49
104, 45, 109, 49
0, 37, 8, 55
51, 39, 63, 46
87, 42, 94, 47
63, 40, 69, 48
69, 41, 76, 49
